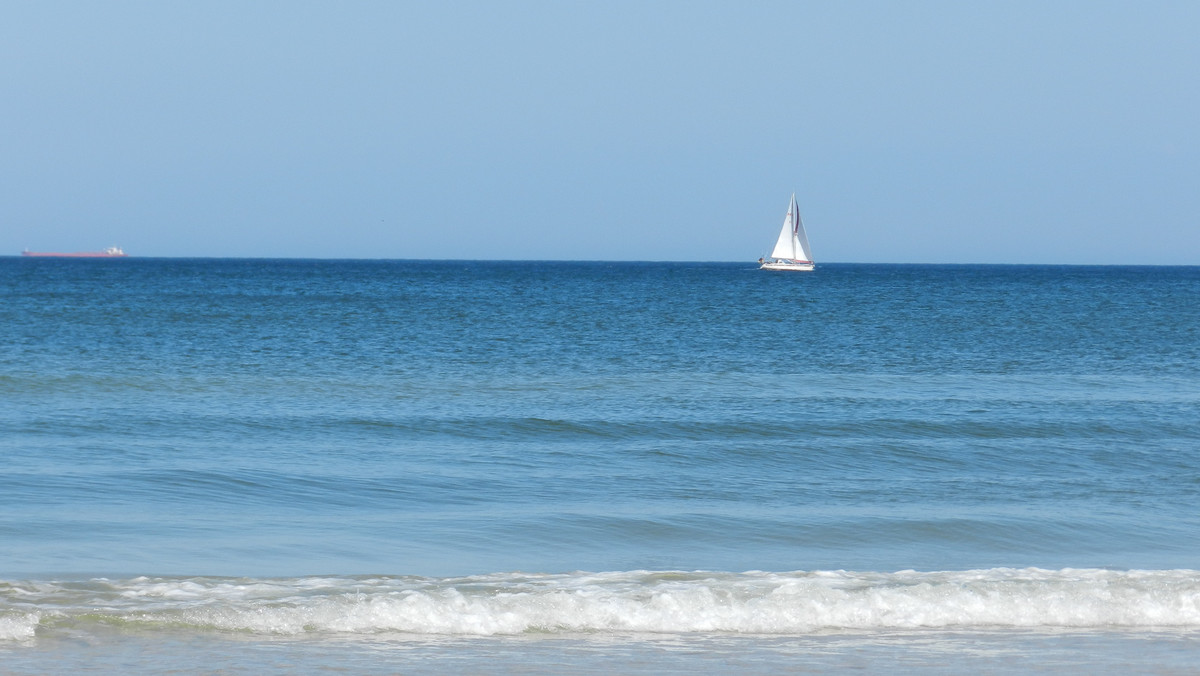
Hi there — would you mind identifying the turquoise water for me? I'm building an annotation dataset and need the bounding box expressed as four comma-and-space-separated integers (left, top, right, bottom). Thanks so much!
2, 259, 1199, 672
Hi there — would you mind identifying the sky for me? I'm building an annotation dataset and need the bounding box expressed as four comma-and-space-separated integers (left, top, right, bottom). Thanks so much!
2, 1, 1197, 263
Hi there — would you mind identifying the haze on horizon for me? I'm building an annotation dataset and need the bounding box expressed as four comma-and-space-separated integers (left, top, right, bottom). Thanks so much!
2, 1, 1197, 264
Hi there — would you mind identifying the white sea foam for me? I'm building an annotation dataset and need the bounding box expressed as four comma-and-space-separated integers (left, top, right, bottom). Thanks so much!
0, 613, 40, 641
4, 568, 1200, 639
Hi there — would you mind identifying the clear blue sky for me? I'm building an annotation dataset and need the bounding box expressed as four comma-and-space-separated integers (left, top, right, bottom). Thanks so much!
3, 1, 1197, 263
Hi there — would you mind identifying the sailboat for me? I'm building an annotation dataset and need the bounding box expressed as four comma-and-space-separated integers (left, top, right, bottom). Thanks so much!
759, 193, 814, 271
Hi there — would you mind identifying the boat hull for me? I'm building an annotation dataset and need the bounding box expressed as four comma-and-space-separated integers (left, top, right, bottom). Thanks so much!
21, 250, 127, 258
760, 261, 814, 271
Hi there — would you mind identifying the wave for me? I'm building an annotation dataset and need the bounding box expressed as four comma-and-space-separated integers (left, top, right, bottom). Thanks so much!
4, 568, 1200, 641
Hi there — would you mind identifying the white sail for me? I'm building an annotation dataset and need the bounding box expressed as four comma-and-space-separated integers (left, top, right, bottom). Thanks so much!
769, 210, 795, 259
791, 194, 813, 263
768, 193, 812, 262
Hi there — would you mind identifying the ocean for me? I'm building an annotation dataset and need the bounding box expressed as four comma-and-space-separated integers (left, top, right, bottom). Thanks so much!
2, 259, 1199, 673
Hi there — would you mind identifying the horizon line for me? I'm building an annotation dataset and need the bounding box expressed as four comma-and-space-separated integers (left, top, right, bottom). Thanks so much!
4, 255, 1197, 267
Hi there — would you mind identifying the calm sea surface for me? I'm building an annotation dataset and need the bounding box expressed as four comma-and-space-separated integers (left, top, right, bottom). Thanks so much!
2, 259, 1199, 673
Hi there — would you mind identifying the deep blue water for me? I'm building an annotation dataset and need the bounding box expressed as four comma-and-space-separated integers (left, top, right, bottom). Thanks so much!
2, 259, 1199, 671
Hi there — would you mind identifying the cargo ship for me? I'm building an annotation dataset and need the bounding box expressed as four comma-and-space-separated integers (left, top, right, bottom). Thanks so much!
21, 247, 128, 258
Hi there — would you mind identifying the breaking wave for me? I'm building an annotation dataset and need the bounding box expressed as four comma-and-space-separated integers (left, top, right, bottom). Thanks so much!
4, 567, 1200, 641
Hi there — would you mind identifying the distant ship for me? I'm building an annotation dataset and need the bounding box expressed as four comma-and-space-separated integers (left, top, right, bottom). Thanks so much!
21, 247, 128, 258
759, 193, 814, 271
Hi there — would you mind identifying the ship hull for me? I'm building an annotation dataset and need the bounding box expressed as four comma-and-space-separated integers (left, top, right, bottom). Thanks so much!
760, 261, 814, 271
21, 251, 127, 258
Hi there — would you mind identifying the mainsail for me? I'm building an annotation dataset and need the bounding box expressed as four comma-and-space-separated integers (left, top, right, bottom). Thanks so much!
769, 193, 812, 263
